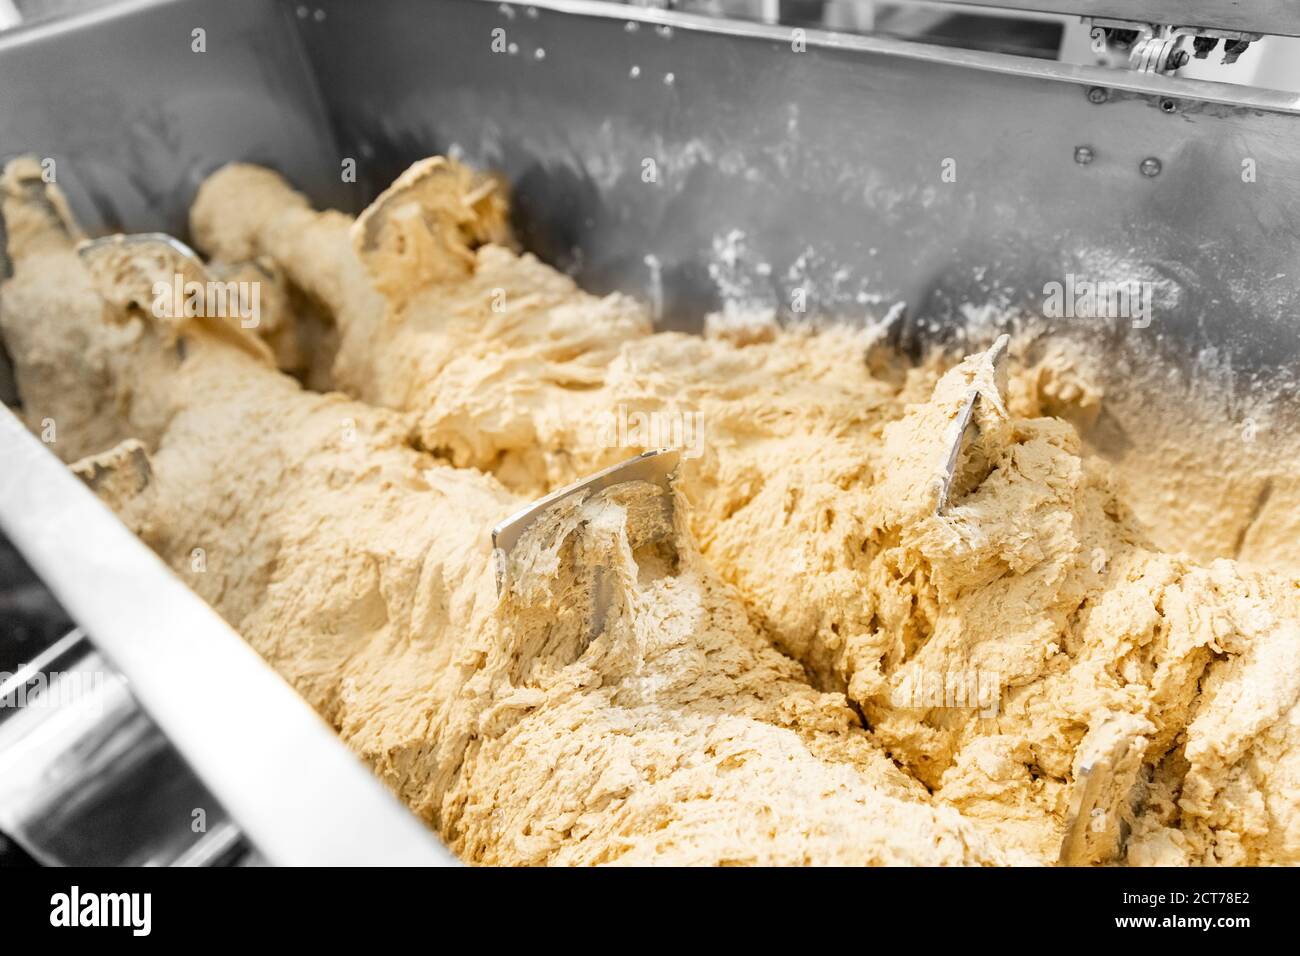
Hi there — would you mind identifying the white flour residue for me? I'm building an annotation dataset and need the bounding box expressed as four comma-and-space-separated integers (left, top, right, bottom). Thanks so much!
643, 252, 664, 322
707, 229, 772, 314
785, 244, 890, 322
707, 230, 904, 332
1069, 246, 1187, 318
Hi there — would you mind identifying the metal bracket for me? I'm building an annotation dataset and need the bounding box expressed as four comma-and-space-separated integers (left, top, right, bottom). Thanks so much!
934, 2, 1300, 39
1087, 17, 1261, 73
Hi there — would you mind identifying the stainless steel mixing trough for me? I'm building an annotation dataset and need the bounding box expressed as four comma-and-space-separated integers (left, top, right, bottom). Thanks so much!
1, 0, 1298, 864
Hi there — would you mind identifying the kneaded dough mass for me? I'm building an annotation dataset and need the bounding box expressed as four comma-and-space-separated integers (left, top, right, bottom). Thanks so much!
3, 156, 1299, 866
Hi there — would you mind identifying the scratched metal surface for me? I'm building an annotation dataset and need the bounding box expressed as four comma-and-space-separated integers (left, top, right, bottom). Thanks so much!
0, 0, 346, 239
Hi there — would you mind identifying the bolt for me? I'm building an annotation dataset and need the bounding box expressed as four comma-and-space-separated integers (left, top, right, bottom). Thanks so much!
1168, 50, 1189, 70
1087, 87, 1109, 104
1140, 157, 1162, 177
1160, 98, 1177, 113
1074, 146, 1095, 165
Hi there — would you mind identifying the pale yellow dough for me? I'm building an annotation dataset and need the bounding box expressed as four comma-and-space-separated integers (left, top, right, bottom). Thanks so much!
4, 156, 1300, 865
1, 157, 1017, 866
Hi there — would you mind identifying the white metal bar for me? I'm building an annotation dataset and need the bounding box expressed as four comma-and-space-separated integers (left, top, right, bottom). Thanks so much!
0, 406, 454, 866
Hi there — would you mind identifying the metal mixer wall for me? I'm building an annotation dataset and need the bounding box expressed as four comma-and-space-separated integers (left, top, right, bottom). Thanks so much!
299, 0, 1300, 390
3, 0, 1300, 391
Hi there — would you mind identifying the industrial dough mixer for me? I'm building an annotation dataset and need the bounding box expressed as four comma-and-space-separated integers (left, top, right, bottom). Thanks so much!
1, 0, 1298, 868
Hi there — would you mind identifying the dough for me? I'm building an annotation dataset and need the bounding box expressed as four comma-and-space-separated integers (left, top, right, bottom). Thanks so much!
5, 155, 1300, 865
0, 158, 1018, 866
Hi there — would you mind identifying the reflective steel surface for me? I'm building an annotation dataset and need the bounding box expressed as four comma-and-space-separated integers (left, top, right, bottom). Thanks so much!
293, 0, 1300, 395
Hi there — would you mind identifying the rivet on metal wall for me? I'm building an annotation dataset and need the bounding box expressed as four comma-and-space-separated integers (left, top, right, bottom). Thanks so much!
1087, 87, 1109, 104
1140, 158, 1162, 177
1074, 146, 1095, 165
